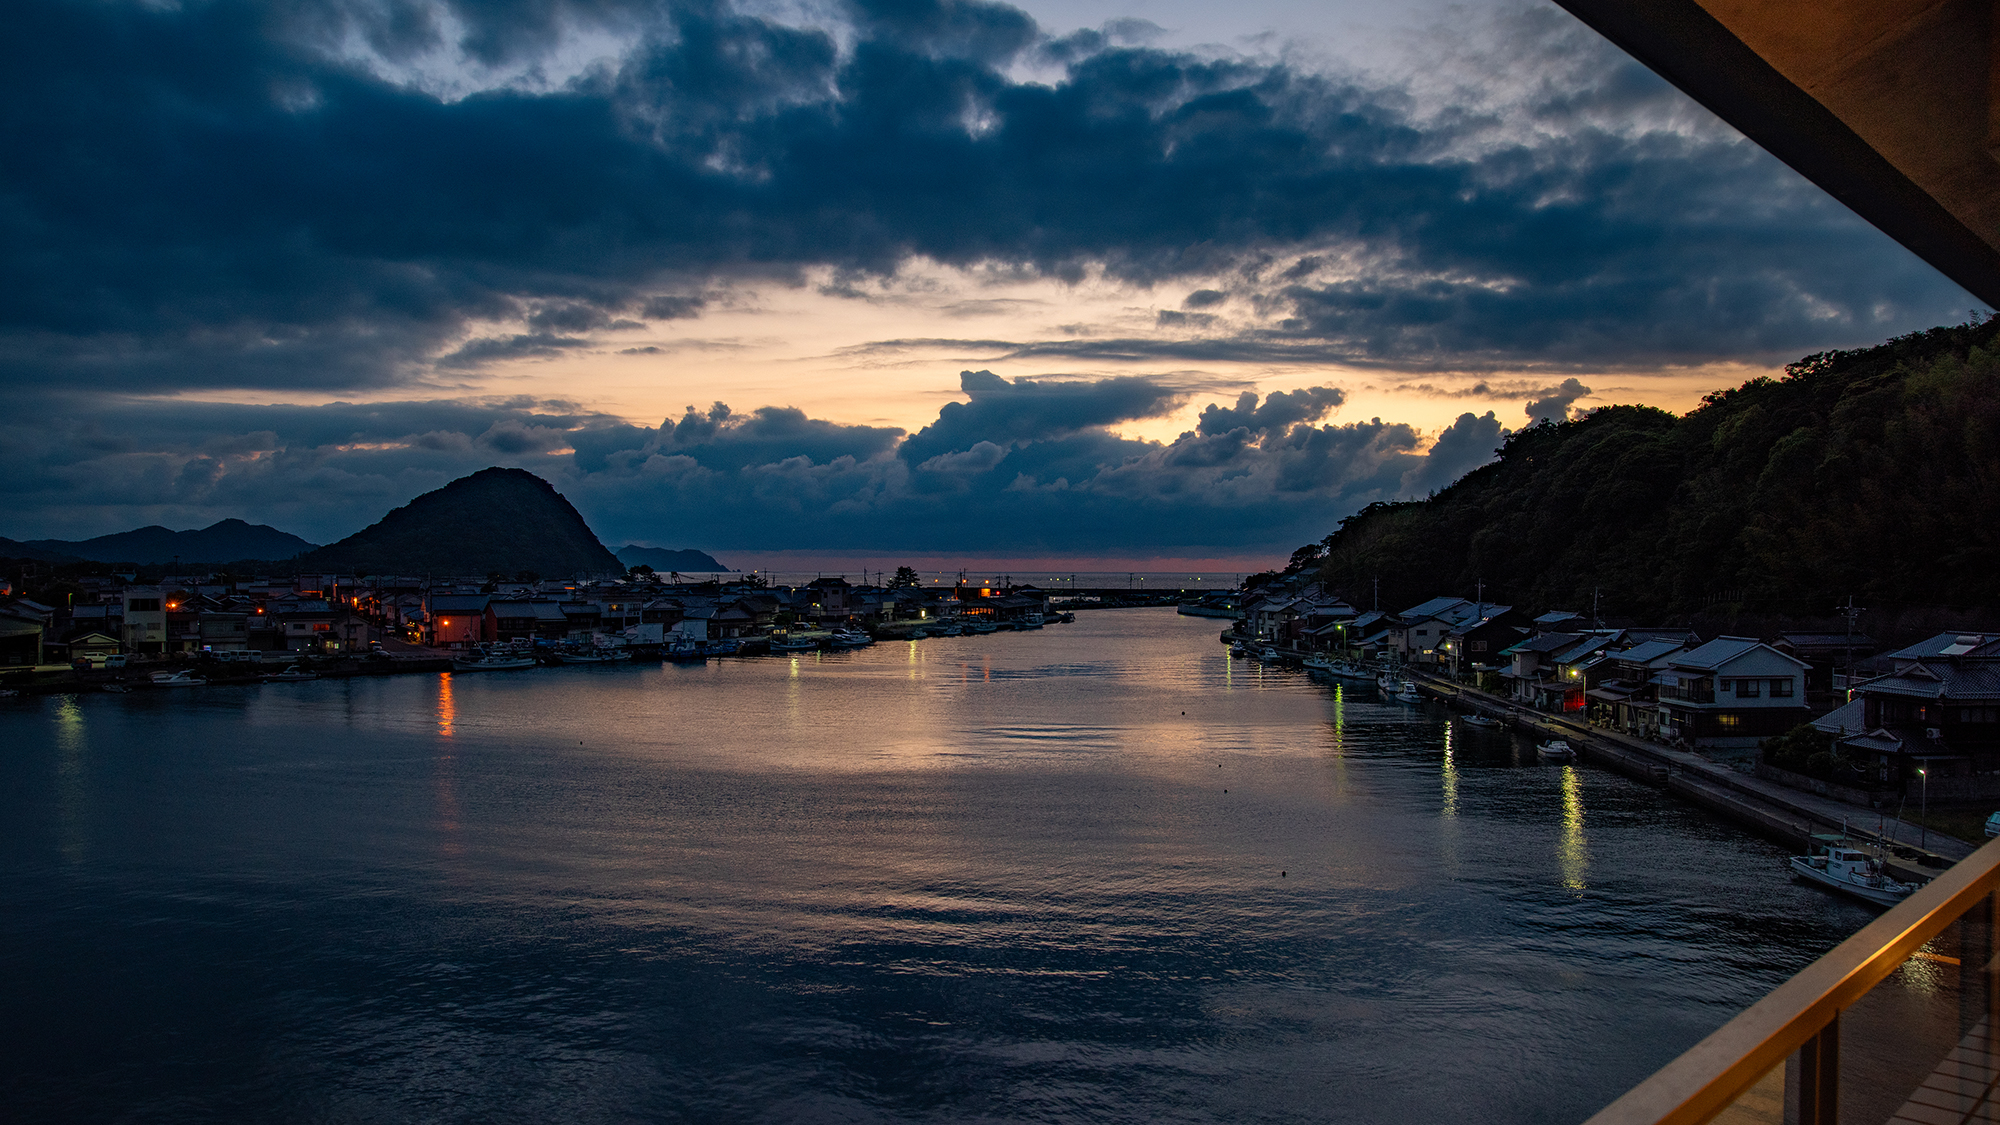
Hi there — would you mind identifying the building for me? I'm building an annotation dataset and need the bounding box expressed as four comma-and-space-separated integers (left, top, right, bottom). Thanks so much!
1654, 637, 1812, 749
1829, 633, 2000, 791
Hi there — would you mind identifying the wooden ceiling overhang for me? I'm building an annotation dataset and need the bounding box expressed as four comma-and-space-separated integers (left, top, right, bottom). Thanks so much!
1550, 0, 2000, 307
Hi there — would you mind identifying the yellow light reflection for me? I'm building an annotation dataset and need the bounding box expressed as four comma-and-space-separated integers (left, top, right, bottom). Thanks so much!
1560, 765, 1588, 892
1441, 724, 1457, 819
54, 695, 90, 863
437, 672, 456, 739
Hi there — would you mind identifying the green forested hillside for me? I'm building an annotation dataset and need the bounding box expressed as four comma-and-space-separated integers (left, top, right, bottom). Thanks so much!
1314, 319, 2000, 620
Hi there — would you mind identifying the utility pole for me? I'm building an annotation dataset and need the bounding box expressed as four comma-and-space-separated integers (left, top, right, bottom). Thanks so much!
1841, 595, 1864, 697
1372, 576, 1379, 611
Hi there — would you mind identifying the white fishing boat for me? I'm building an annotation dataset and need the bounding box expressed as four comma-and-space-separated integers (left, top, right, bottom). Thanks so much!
1329, 661, 1375, 682
768, 634, 817, 652
149, 670, 208, 688
1302, 653, 1334, 676
1395, 680, 1423, 703
966, 620, 999, 635
1536, 739, 1576, 762
262, 665, 318, 682
1257, 646, 1285, 663
1377, 669, 1398, 693
453, 648, 536, 671
552, 648, 626, 664
1461, 713, 1502, 729
1790, 836, 1920, 908
1020, 613, 1045, 629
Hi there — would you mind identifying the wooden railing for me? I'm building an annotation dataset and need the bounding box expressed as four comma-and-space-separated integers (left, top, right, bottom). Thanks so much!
1585, 834, 2000, 1124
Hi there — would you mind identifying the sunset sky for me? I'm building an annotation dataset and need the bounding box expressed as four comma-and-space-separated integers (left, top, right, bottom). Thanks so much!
2, 0, 1980, 571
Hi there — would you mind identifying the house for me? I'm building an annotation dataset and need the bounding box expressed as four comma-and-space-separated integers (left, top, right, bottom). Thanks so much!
1586, 637, 1695, 738
485, 600, 569, 642
1392, 597, 1519, 668
1654, 637, 1812, 749
1831, 633, 2000, 788
0, 604, 47, 666
60, 631, 123, 666
122, 586, 168, 654
1774, 632, 1877, 706
429, 594, 491, 647
272, 599, 337, 652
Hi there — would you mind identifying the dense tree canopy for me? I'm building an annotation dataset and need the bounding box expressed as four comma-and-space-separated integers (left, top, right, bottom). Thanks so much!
1316, 319, 2000, 621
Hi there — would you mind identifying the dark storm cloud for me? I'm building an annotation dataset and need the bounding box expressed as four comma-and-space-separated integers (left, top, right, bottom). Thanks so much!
0, 0, 1975, 395
1523, 378, 1593, 425
899, 370, 1185, 462
1, 376, 1508, 553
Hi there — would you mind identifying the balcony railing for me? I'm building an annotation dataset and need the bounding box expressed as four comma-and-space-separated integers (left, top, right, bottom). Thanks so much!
1586, 834, 2000, 1125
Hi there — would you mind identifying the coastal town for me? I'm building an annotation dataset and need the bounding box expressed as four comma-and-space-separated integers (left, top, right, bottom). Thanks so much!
1215, 574, 2000, 862
0, 567, 1113, 681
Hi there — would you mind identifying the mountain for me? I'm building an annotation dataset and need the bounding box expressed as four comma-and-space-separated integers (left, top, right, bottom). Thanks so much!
615, 545, 732, 573
8, 519, 317, 564
1312, 319, 2000, 621
0, 537, 85, 564
292, 467, 622, 577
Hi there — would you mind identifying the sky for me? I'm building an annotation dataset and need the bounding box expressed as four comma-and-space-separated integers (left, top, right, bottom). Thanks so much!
0, 0, 1982, 572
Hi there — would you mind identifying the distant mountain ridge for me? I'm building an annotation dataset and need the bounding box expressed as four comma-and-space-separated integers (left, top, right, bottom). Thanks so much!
615, 545, 731, 573
4, 519, 317, 564
293, 467, 622, 577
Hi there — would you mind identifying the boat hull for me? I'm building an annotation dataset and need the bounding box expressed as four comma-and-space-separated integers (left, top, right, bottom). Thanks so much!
1788, 857, 1915, 908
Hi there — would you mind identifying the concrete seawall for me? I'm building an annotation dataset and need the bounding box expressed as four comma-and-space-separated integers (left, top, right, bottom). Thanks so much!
1410, 670, 1972, 879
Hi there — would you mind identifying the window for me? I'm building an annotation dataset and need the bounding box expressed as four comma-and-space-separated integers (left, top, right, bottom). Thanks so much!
129, 598, 161, 612
1717, 713, 1740, 728
1736, 678, 1761, 698
1415, 629, 1429, 636
1770, 678, 1793, 698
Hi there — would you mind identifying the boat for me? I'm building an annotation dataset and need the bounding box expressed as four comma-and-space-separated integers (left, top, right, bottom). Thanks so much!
1229, 641, 1249, 657
149, 669, 208, 687
828, 628, 874, 648
1302, 653, 1334, 676
1536, 740, 1576, 762
102, 683, 131, 693
1020, 613, 1045, 629
1986, 810, 2000, 839
1790, 836, 1920, 908
1327, 661, 1374, 681
1377, 669, 1398, 693
1257, 646, 1285, 663
768, 634, 817, 653
262, 665, 318, 682
1393, 680, 1423, 703
966, 620, 999, 635
453, 648, 536, 671
552, 649, 625, 664
1461, 713, 1502, 729
930, 623, 963, 637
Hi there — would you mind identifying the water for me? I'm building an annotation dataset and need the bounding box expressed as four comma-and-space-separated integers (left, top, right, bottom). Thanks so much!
0, 609, 1873, 1124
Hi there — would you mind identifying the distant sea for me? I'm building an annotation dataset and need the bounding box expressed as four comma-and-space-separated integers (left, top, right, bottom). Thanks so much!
722, 570, 1254, 589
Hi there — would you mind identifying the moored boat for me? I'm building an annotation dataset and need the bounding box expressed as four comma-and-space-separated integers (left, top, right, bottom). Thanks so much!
149, 670, 208, 688
768, 634, 817, 652
1790, 836, 1919, 908
262, 664, 318, 682
1395, 680, 1423, 703
1461, 713, 1502, 729
453, 646, 536, 671
1535, 739, 1576, 762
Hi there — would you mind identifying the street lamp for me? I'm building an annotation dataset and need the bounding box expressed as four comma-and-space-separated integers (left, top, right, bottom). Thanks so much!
1918, 767, 1928, 851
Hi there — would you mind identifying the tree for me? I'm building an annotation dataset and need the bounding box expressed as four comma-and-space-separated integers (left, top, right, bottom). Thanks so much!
889, 566, 921, 589
628, 564, 655, 580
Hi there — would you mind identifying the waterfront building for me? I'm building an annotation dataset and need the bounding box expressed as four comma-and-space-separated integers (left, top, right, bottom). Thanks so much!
1654, 637, 1811, 749
1829, 633, 2000, 794
120, 586, 167, 654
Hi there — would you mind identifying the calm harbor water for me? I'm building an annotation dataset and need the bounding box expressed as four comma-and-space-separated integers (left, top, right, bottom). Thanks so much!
1, 609, 1873, 1124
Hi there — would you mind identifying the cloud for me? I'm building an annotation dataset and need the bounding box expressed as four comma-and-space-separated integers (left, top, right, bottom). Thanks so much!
898, 369, 1186, 462
0, 373, 1508, 555
1524, 378, 1592, 425
0, 0, 1974, 397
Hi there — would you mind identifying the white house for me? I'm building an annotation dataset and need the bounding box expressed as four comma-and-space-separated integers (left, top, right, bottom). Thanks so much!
1655, 637, 1811, 748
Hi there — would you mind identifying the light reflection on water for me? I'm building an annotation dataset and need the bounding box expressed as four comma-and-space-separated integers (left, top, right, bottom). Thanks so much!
0, 609, 1876, 1125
